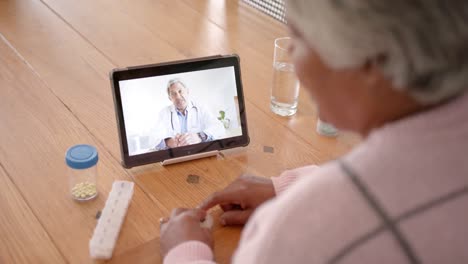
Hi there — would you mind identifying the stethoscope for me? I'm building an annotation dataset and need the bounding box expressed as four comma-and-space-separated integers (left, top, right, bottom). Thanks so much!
170, 105, 199, 131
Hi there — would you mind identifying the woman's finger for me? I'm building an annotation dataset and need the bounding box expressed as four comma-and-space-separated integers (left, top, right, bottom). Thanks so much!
183, 208, 207, 221
170, 208, 189, 218
220, 210, 252, 226
159, 217, 169, 225
199, 187, 243, 211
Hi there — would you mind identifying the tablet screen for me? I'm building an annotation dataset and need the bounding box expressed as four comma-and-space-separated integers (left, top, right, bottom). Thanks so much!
111, 55, 249, 167
120, 66, 241, 155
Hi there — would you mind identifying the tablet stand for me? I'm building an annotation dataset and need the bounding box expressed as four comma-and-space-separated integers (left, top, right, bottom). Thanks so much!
161, 150, 220, 166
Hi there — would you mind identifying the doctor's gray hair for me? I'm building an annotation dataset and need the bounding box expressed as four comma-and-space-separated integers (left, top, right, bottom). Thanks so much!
166, 78, 188, 95
286, 0, 468, 104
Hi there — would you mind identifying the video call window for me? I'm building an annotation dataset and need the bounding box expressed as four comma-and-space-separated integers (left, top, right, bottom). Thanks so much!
119, 66, 242, 156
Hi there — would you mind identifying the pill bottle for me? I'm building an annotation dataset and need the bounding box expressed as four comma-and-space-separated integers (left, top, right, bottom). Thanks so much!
316, 119, 339, 137
66, 144, 99, 201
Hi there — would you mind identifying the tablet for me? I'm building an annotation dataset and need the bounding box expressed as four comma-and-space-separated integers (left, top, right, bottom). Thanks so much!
110, 55, 249, 168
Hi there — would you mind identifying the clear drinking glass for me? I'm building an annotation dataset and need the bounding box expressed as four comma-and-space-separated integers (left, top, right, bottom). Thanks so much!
270, 37, 300, 116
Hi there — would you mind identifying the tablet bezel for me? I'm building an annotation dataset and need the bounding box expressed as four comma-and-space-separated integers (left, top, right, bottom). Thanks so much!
110, 54, 249, 168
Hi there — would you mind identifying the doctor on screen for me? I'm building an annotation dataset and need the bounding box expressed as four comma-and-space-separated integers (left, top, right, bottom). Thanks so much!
154, 78, 225, 150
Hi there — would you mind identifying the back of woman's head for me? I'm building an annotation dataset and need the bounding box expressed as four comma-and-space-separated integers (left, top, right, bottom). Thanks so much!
286, 0, 468, 105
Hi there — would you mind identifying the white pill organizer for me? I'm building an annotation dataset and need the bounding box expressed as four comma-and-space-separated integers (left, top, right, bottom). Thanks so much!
89, 180, 134, 259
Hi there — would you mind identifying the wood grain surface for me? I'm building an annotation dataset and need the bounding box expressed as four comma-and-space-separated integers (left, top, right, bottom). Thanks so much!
0, 0, 359, 263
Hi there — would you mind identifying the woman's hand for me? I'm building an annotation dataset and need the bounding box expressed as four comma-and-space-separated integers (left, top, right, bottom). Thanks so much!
160, 208, 213, 258
199, 175, 275, 226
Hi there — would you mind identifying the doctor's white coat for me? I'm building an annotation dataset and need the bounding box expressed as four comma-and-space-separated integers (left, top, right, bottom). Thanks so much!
151, 101, 225, 147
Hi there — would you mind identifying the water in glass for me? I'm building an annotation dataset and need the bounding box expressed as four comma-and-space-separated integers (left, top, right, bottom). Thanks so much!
270, 62, 300, 116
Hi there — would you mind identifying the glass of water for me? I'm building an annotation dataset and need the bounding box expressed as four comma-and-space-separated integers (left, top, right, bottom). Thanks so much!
270, 37, 300, 116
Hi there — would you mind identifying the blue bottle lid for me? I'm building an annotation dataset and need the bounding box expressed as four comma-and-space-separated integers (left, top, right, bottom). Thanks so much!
65, 144, 99, 169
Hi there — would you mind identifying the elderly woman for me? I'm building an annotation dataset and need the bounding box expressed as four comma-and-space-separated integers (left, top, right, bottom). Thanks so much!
160, 0, 468, 263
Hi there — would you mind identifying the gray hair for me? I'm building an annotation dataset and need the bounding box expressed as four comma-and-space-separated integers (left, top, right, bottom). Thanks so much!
286, 0, 468, 104
166, 78, 187, 95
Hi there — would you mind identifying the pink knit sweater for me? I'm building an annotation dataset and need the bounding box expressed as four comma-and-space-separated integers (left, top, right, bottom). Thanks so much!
164, 92, 468, 264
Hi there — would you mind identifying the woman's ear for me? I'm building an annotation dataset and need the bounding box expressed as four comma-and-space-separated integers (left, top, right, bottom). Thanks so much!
363, 54, 386, 72
361, 54, 388, 89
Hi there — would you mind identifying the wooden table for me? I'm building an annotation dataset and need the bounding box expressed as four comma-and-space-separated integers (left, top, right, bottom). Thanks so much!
0, 1, 359, 263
